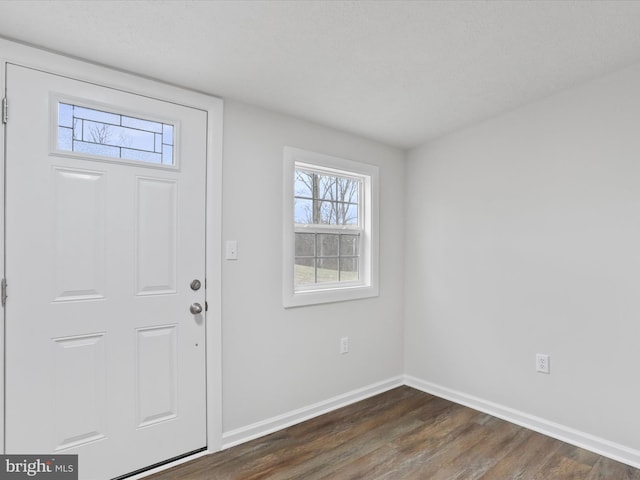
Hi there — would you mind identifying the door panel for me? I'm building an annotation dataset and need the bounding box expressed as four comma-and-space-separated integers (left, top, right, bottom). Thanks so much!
53, 333, 108, 451
136, 177, 178, 295
52, 167, 107, 301
5, 64, 207, 480
136, 324, 179, 427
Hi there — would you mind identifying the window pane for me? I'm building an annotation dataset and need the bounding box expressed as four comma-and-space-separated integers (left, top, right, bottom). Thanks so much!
318, 234, 338, 257
294, 258, 316, 285
73, 105, 120, 124
121, 115, 163, 133
316, 201, 359, 226
319, 201, 337, 224
317, 258, 339, 283
293, 171, 361, 226
295, 233, 315, 256
162, 145, 173, 165
331, 202, 358, 225
79, 120, 156, 151
58, 127, 72, 151
340, 235, 359, 256
73, 140, 120, 157
294, 198, 313, 224
336, 177, 359, 204
317, 175, 335, 201
59, 103, 73, 128
294, 170, 313, 198
57, 102, 175, 166
162, 124, 173, 145
343, 203, 359, 225
123, 127, 156, 151
340, 258, 359, 281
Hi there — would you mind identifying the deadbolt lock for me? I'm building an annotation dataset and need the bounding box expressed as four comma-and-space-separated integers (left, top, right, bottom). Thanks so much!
190, 279, 202, 291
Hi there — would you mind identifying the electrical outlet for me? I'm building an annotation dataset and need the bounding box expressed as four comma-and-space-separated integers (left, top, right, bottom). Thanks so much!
340, 337, 349, 354
536, 354, 550, 374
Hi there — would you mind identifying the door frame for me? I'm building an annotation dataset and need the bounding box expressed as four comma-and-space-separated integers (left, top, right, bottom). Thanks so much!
0, 38, 223, 459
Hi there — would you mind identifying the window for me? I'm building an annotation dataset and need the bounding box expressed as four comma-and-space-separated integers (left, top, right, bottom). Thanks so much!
294, 170, 361, 285
283, 147, 379, 307
55, 99, 175, 166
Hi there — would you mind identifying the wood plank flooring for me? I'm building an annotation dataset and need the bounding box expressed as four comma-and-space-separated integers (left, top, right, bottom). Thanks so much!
145, 386, 640, 480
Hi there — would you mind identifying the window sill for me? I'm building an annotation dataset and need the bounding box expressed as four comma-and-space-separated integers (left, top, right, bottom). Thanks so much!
283, 284, 379, 308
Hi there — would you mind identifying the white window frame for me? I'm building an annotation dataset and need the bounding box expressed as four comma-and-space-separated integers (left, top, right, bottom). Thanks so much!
283, 146, 379, 308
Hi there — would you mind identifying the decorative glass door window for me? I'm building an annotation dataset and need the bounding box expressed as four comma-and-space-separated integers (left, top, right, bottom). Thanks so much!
57, 102, 174, 165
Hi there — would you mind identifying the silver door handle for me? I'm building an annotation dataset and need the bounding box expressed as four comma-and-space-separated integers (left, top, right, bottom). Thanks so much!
190, 303, 203, 315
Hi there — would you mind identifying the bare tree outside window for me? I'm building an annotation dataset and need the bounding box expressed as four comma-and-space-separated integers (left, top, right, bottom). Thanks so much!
294, 170, 359, 225
88, 122, 112, 145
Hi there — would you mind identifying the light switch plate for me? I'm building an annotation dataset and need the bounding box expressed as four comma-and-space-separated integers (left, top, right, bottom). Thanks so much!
226, 240, 238, 260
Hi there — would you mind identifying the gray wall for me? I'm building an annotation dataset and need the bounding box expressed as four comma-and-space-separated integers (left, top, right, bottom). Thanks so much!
221, 100, 406, 435
405, 63, 640, 452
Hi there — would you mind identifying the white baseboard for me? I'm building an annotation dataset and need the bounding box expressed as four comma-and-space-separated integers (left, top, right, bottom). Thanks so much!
404, 375, 640, 470
141, 374, 640, 477
221, 376, 404, 449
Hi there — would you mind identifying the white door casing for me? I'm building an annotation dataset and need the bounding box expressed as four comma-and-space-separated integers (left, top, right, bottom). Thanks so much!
4, 63, 213, 479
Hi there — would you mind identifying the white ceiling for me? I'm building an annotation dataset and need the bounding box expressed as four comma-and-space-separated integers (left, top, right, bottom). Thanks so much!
2, 1, 640, 149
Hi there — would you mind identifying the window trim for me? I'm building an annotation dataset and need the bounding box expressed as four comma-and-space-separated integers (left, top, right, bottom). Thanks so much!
283, 146, 379, 308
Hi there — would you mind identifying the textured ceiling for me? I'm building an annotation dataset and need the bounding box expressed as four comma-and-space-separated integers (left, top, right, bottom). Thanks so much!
1, 1, 640, 149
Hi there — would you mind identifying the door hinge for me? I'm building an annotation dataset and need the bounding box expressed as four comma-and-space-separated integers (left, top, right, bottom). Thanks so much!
1, 278, 7, 307
2, 97, 7, 124
205, 301, 208, 312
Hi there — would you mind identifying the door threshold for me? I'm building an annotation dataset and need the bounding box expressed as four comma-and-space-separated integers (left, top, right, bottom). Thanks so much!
115, 447, 208, 480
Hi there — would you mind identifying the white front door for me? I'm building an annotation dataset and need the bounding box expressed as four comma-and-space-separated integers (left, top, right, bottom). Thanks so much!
4, 64, 207, 479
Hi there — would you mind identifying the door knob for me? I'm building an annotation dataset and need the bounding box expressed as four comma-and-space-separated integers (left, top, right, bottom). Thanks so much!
189, 303, 203, 315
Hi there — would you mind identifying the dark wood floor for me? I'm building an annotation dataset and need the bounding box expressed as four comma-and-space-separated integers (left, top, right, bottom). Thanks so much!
146, 386, 640, 479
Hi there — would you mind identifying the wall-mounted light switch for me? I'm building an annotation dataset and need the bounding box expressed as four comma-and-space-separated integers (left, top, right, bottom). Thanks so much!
226, 240, 238, 260
340, 337, 350, 354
